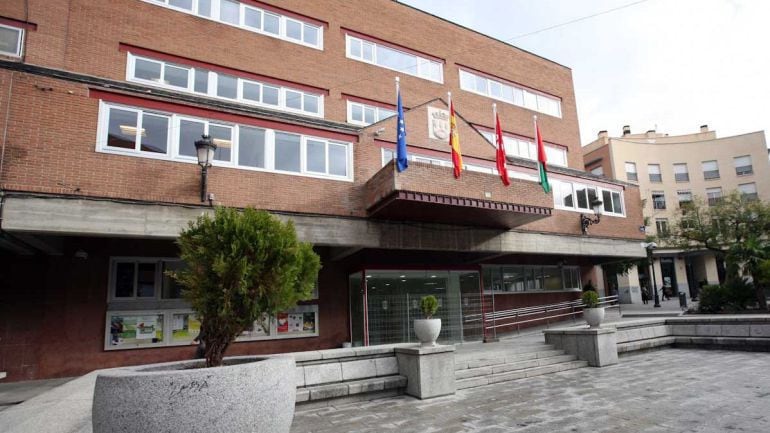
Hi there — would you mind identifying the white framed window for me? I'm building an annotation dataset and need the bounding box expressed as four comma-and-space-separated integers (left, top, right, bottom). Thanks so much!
652, 191, 666, 210
458, 69, 561, 118
97, 101, 352, 181
655, 218, 670, 237
109, 257, 184, 301
346, 101, 396, 126
702, 160, 720, 180
738, 183, 758, 201
677, 190, 692, 206
380, 148, 494, 174
126, 53, 323, 117
552, 179, 625, 217
479, 130, 567, 167
144, 0, 323, 49
673, 163, 689, 182
625, 162, 638, 182
734, 155, 753, 176
0, 23, 24, 58
346, 34, 443, 83
648, 164, 662, 182
706, 187, 722, 206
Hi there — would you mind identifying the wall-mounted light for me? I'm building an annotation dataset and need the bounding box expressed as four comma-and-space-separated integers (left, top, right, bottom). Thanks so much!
580, 198, 604, 234
194, 135, 217, 203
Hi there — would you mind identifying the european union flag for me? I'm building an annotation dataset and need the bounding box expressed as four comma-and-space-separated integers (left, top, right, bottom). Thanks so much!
396, 88, 408, 172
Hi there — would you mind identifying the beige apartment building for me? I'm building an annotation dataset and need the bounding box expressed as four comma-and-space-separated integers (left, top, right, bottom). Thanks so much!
583, 125, 770, 304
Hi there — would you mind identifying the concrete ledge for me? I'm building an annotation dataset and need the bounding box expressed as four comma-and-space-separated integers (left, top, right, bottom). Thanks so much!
396, 344, 456, 399
544, 328, 618, 367
297, 375, 406, 404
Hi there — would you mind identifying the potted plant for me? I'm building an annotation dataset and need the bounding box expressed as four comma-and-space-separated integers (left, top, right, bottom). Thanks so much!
414, 295, 441, 346
92, 207, 321, 433
581, 290, 605, 328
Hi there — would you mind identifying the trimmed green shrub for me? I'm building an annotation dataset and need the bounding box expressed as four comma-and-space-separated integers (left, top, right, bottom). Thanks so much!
420, 295, 439, 319
698, 285, 729, 313
581, 290, 600, 308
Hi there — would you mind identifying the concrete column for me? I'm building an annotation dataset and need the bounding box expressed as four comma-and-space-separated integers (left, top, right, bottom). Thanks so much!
652, 258, 664, 299
704, 254, 720, 285
617, 266, 641, 304
395, 345, 456, 399
674, 256, 690, 299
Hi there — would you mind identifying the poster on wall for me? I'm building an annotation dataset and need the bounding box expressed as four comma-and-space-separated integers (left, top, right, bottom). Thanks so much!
276, 312, 289, 333
240, 314, 272, 339
108, 313, 164, 348
171, 313, 201, 343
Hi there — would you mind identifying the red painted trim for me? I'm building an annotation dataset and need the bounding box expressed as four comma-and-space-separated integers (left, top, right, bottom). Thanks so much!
341, 27, 445, 64
0, 16, 37, 31
375, 139, 495, 167
118, 43, 329, 95
240, 0, 328, 28
471, 123, 568, 151
90, 89, 358, 142
457, 64, 561, 100
342, 94, 397, 111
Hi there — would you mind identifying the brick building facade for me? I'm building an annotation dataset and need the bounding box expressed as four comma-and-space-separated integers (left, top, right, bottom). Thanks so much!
0, 0, 644, 381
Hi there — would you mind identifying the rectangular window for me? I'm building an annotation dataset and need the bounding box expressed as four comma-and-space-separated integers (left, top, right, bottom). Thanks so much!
484, 265, 581, 292
734, 155, 753, 176
625, 162, 637, 182
648, 164, 662, 182
652, 191, 666, 210
552, 179, 624, 216
673, 163, 689, 182
458, 69, 561, 117
702, 160, 720, 180
479, 130, 567, 167
346, 34, 443, 83
655, 218, 670, 238
145, 0, 323, 49
739, 183, 758, 201
346, 101, 396, 126
127, 53, 324, 117
677, 190, 692, 206
98, 102, 351, 181
706, 187, 722, 206
110, 258, 188, 300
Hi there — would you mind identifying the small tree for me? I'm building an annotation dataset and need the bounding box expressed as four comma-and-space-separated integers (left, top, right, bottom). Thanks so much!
669, 193, 770, 310
173, 207, 321, 367
420, 295, 439, 319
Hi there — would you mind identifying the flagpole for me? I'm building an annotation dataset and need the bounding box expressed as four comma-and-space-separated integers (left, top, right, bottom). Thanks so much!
395, 76, 400, 98
492, 103, 497, 144
447, 91, 451, 108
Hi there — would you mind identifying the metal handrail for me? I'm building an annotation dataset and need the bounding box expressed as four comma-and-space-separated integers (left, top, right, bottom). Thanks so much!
470, 295, 620, 335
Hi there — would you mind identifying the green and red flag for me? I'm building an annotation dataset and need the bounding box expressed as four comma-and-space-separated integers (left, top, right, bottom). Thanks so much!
534, 115, 551, 194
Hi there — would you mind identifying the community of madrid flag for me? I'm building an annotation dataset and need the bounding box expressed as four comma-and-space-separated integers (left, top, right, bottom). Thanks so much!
534, 115, 551, 193
494, 110, 510, 186
448, 96, 463, 178
395, 78, 408, 172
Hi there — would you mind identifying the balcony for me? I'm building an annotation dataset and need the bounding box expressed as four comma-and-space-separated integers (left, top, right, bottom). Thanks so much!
365, 161, 553, 229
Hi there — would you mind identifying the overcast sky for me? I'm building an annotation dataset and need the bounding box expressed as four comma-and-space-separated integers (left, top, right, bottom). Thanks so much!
400, 0, 770, 146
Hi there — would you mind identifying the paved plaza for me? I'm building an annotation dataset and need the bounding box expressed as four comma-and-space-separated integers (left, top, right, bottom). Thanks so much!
292, 348, 770, 433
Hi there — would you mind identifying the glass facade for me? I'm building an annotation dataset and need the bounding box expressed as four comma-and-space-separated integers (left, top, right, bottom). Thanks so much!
482, 265, 582, 293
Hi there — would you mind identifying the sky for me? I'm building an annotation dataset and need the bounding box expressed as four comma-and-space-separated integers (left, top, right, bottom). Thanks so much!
400, 0, 770, 146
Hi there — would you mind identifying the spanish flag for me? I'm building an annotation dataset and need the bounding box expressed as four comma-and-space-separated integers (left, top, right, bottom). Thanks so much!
448, 94, 463, 179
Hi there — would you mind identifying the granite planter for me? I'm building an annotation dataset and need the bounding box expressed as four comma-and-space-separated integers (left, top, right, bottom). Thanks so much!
414, 318, 441, 346
92, 356, 295, 433
584, 307, 605, 328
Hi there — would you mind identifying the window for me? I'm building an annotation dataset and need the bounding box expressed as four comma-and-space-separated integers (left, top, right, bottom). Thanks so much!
346, 101, 396, 126
648, 164, 662, 182
734, 155, 753, 176
110, 258, 183, 301
625, 162, 638, 182
0, 23, 24, 58
552, 179, 625, 216
483, 265, 581, 293
98, 102, 352, 181
739, 183, 758, 201
346, 35, 443, 83
479, 130, 567, 167
652, 191, 666, 210
655, 218, 670, 238
145, 0, 323, 49
673, 163, 689, 182
458, 69, 561, 118
706, 187, 722, 206
380, 148, 494, 175
702, 160, 720, 180
127, 53, 323, 117
677, 190, 692, 206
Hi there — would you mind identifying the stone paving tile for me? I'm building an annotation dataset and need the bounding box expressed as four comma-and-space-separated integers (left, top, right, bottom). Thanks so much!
292, 349, 770, 433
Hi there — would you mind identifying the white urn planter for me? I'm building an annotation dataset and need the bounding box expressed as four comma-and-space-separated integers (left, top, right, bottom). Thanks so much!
583, 307, 605, 328
92, 356, 296, 433
414, 318, 442, 346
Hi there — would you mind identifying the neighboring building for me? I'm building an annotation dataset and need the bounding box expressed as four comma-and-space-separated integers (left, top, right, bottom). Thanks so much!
583, 125, 770, 303
0, 0, 645, 382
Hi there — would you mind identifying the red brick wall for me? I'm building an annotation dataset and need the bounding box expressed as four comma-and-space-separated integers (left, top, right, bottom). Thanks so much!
0, 0, 581, 163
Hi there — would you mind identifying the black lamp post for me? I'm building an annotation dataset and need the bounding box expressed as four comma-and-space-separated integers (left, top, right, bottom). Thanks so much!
194, 134, 217, 203
580, 198, 604, 234
644, 242, 661, 308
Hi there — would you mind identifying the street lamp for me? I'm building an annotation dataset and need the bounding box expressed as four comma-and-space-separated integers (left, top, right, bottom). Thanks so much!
580, 198, 604, 234
194, 135, 217, 203
642, 242, 661, 308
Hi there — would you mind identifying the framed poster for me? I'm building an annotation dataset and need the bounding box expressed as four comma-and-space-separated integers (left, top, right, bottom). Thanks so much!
106, 312, 164, 349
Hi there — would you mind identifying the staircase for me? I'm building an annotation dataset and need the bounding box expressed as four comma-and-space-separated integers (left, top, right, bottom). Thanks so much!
454, 341, 588, 390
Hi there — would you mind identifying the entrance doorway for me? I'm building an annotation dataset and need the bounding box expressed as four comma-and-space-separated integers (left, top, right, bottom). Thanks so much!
659, 257, 677, 300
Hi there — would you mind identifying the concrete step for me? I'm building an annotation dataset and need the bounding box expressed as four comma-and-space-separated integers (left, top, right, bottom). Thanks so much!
454, 353, 577, 380
455, 348, 564, 371
456, 360, 588, 390
296, 374, 406, 404
622, 311, 683, 318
